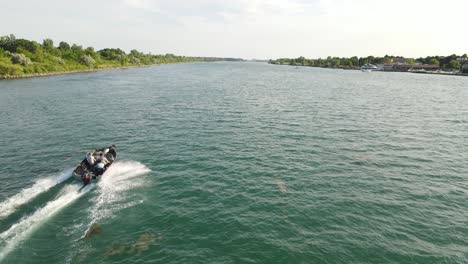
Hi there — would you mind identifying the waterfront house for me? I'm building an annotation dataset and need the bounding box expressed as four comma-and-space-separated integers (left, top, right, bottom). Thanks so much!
462, 62, 468, 73
383, 64, 394, 71
457, 58, 468, 73
392, 64, 440, 72
392, 57, 407, 64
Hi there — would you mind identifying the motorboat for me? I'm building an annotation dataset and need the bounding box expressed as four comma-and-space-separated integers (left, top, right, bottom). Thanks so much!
73, 145, 116, 186
361, 64, 378, 72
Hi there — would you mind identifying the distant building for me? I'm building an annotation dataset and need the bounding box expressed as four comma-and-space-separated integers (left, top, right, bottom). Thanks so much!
383, 64, 394, 71
392, 57, 407, 64
462, 62, 468, 73
391, 64, 440, 72
457, 58, 468, 73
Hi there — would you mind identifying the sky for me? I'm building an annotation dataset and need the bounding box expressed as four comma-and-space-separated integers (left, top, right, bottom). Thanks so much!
1, 0, 467, 59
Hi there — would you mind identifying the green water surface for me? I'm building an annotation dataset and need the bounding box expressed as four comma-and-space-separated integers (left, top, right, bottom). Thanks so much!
0, 62, 467, 263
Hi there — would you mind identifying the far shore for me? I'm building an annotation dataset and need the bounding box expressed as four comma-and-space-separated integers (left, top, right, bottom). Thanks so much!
2, 61, 467, 80
409, 71, 468, 77
275, 63, 468, 77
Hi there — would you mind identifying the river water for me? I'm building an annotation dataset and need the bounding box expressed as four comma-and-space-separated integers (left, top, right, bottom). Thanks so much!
0, 62, 467, 263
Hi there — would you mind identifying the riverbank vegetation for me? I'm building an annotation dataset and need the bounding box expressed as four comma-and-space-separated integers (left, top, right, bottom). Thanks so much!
0, 34, 241, 78
269, 54, 468, 71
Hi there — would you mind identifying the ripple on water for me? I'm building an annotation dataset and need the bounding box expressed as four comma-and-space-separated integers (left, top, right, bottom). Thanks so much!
0, 63, 468, 263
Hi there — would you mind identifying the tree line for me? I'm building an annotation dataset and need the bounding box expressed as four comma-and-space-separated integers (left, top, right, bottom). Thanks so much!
0, 34, 241, 77
269, 54, 468, 71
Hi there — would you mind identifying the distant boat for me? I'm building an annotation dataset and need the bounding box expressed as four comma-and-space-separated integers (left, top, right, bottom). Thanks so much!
361, 64, 378, 72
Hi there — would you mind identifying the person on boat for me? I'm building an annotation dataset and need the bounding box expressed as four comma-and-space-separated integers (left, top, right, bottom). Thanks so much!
86, 151, 95, 166
100, 148, 110, 165
94, 162, 105, 178
96, 162, 105, 170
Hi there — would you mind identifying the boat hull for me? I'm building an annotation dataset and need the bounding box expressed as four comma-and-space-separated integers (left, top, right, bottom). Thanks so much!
73, 145, 116, 183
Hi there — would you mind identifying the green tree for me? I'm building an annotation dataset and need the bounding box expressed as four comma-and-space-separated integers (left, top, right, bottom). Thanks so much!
43, 39, 54, 50
429, 58, 440, 65
366, 56, 375, 64
71, 44, 83, 53
84, 47, 98, 59
130, 49, 143, 58
297, 56, 306, 65
98, 48, 126, 60
58, 41, 70, 50
0, 34, 16, 46
118, 54, 128, 66
445, 60, 461, 70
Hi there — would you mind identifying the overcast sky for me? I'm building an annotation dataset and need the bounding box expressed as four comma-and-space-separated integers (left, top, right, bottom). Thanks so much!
1, 0, 467, 59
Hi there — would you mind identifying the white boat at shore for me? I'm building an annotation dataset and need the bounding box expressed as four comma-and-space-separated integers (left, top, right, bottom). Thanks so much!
361, 64, 378, 72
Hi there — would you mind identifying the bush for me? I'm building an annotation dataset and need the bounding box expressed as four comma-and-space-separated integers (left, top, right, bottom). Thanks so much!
129, 56, 140, 64
23, 64, 36, 74
0, 62, 23, 76
54, 56, 65, 65
10, 53, 31, 66
79, 54, 95, 67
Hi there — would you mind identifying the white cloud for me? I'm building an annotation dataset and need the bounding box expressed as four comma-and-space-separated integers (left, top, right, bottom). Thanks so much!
1, 0, 467, 58
122, 0, 160, 12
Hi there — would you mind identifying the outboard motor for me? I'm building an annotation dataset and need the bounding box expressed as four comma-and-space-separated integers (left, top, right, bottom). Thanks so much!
82, 173, 91, 186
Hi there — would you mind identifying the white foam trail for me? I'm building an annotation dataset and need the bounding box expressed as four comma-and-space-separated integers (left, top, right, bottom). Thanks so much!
85, 161, 150, 233
100, 161, 151, 188
0, 168, 74, 219
0, 184, 93, 262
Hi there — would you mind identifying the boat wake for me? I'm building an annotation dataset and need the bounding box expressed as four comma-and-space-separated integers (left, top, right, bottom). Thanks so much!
0, 184, 93, 262
0, 168, 74, 219
83, 161, 151, 237
0, 161, 151, 261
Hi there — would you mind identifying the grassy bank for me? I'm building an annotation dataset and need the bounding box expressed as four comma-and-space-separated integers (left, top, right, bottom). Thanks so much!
0, 34, 241, 79
0, 64, 162, 79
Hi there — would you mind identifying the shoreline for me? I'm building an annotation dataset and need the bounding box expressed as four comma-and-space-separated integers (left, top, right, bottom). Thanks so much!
0, 63, 190, 80
409, 71, 468, 77
3, 62, 467, 80
272, 64, 468, 77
